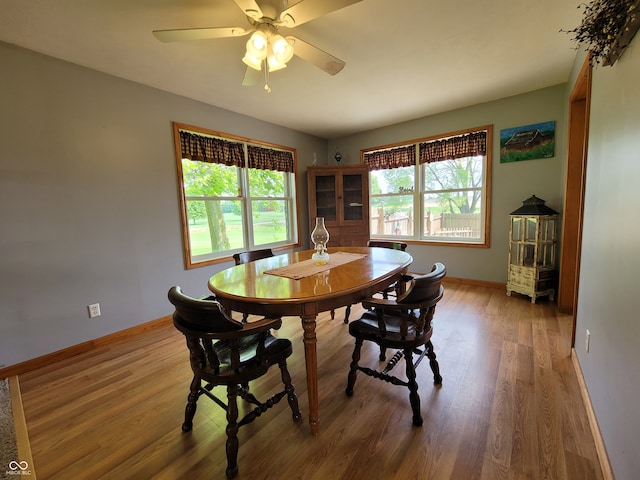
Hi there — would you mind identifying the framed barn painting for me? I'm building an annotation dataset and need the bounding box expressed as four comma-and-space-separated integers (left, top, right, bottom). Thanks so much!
500, 121, 555, 163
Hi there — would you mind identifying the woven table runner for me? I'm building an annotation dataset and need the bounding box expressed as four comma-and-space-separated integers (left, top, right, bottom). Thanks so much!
264, 252, 367, 280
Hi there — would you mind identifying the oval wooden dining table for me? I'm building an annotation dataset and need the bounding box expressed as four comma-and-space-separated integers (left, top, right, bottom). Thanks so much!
208, 246, 413, 435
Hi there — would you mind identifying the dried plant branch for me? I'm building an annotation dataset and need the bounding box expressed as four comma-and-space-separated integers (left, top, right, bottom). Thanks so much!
562, 0, 639, 65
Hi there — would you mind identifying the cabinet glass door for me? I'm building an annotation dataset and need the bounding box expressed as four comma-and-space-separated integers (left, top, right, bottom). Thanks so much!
314, 175, 337, 221
342, 174, 364, 221
524, 217, 537, 242
510, 243, 522, 265
538, 244, 555, 266
510, 217, 523, 265
511, 217, 523, 242
541, 217, 557, 241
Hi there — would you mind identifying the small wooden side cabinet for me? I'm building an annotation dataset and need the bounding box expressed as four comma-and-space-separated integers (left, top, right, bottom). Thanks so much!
307, 165, 370, 246
507, 195, 559, 303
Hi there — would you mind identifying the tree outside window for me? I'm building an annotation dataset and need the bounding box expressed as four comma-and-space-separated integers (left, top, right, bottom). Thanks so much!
174, 123, 298, 268
365, 126, 492, 246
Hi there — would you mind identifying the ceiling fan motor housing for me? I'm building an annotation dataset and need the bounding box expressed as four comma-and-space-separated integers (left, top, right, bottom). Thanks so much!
251, 0, 289, 22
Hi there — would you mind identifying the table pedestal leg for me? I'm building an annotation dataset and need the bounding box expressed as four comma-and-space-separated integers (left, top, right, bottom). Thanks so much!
301, 313, 319, 435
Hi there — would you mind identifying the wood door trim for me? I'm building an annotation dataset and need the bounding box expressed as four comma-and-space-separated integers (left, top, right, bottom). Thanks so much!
558, 55, 591, 344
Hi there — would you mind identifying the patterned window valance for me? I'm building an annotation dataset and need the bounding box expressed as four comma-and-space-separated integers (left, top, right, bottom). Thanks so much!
179, 131, 244, 167
179, 130, 294, 173
364, 144, 416, 171
247, 144, 294, 173
419, 130, 487, 164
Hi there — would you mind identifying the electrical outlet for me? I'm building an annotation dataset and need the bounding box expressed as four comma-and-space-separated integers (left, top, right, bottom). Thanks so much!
585, 329, 591, 353
88, 303, 101, 318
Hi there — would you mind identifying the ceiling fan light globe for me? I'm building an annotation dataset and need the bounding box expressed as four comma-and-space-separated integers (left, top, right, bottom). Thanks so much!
271, 35, 294, 64
246, 31, 268, 59
267, 56, 287, 72
242, 53, 263, 71
270, 34, 287, 52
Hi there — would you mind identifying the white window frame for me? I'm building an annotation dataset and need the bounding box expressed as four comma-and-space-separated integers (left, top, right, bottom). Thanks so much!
173, 123, 299, 269
363, 125, 492, 247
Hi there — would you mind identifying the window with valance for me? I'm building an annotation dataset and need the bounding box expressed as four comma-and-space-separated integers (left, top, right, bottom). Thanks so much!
173, 124, 298, 268
363, 144, 416, 170
179, 130, 295, 172
362, 126, 492, 246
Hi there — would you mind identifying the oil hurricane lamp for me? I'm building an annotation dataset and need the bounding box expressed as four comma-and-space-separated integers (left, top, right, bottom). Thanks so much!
311, 217, 330, 265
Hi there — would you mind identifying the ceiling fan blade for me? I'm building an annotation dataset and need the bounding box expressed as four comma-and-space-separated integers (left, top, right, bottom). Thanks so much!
280, 0, 363, 27
289, 36, 345, 75
231, 0, 264, 20
242, 66, 262, 86
152, 26, 250, 43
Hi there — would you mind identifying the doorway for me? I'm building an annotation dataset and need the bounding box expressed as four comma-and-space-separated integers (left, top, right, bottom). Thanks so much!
557, 54, 592, 346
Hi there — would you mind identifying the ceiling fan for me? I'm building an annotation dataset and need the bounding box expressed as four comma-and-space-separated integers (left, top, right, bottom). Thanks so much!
153, 0, 362, 92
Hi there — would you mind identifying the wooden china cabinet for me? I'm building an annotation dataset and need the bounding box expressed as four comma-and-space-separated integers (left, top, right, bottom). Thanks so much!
307, 165, 370, 246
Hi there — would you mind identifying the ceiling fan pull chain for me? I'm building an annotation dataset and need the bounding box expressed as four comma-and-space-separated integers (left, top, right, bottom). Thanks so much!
263, 60, 272, 94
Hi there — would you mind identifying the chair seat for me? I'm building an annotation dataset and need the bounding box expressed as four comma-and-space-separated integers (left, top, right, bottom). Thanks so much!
207, 334, 293, 382
349, 311, 431, 349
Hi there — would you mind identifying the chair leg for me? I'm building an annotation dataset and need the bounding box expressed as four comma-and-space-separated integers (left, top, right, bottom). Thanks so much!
279, 360, 302, 422
343, 304, 351, 324
182, 376, 200, 432
225, 384, 240, 479
404, 348, 423, 426
426, 340, 443, 384
241, 313, 248, 323
345, 338, 364, 396
379, 346, 386, 361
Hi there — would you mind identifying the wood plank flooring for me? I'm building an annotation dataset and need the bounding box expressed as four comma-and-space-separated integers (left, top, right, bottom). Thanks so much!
18, 282, 604, 479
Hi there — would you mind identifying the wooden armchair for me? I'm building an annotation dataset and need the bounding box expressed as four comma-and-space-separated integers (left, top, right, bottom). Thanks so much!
232, 248, 274, 266
168, 286, 301, 479
342, 240, 409, 324
367, 239, 408, 251
366, 240, 408, 299
345, 263, 446, 426
233, 248, 274, 322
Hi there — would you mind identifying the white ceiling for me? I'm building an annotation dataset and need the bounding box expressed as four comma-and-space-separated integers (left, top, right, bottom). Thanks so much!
0, 0, 583, 139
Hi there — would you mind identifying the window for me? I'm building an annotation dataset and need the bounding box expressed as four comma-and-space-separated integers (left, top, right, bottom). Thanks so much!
173, 123, 299, 268
364, 126, 492, 246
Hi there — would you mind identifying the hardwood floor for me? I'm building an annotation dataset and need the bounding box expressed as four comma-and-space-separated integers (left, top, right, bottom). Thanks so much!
18, 282, 604, 479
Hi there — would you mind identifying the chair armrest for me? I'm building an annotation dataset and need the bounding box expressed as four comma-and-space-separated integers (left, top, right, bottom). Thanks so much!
362, 297, 426, 315
243, 316, 283, 332
362, 297, 423, 311
361, 297, 397, 310
399, 274, 415, 283
215, 317, 282, 339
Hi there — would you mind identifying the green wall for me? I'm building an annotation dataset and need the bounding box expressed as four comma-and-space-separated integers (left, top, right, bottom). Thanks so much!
0, 41, 326, 367
572, 38, 640, 478
327, 85, 568, 281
